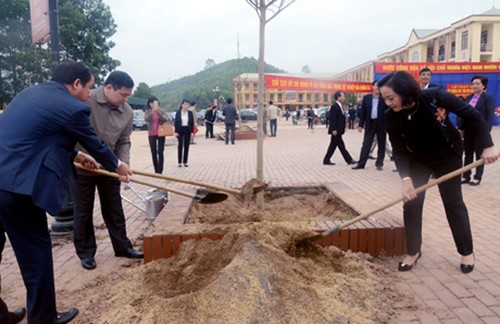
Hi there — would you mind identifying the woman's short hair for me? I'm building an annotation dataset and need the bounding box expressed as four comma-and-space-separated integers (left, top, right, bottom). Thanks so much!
471, 75, 488, 89
147, 96, 159, 108
51, 60, 93, 86
377, 71, 421, 108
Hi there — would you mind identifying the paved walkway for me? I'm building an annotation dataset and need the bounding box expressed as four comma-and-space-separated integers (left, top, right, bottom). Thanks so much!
1, 118, 500, 323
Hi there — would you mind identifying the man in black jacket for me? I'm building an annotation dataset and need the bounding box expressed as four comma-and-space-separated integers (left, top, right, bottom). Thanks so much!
352, 81, 388, 171
323, 91, 357, 166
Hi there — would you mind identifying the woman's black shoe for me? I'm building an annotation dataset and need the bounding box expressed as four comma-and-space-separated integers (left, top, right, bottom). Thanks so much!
398, 252, 422, 272
461, 178, 470, 184
460, 263, 474, 274
460, 253, 475, 274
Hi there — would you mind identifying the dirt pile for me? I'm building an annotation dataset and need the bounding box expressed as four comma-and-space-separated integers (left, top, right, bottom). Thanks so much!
73, 223, 416, 323
188, 189, 355, 224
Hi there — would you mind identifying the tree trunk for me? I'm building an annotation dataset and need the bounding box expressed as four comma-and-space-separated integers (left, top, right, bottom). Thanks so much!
256, 2, 266, 209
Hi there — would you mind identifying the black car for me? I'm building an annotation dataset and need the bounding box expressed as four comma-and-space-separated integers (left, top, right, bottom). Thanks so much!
239, 109, 257, 121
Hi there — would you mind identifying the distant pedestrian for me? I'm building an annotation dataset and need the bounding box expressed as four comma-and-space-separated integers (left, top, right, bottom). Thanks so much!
189, 101, 198, 144
268, 100, 280, 137
323, 91, 357, 166
460, 75, 495, 186
174, 99, 195, 166
223, 98, 237, 145
352, 81, 388, 171
204, 104, 216, 138
307, 107, 315, 130
348, 104, 356, 129
144, 96, 169, 174
284, 109, 290, 121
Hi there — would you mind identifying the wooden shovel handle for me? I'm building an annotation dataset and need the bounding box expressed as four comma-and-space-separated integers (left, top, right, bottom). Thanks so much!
323, 155, 495, 236
74, 163, 196, 199
132, 170, 241, 196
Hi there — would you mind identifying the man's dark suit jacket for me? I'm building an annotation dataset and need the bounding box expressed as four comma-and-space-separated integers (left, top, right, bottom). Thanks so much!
358, 94, 388, 129
328, 102, 346, 135
464, 92, 495, 132
0, 81, 119, 215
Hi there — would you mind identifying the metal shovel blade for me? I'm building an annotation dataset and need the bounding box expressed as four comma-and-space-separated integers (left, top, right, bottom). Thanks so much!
194, 189, 228, 204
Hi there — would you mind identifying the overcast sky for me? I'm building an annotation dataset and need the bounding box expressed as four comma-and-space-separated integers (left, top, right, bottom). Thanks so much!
101, 0, 497, 86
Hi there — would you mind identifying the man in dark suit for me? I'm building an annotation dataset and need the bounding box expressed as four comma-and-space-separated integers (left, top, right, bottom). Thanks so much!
348, 104, 356, 129
223, 98, 238, 145
0, 61, 132, 323
204, 104, 216, 138
352, 81, 388, 171
419, 67, 442, 90
460, 75, 495, 186
323, 91, 357, 166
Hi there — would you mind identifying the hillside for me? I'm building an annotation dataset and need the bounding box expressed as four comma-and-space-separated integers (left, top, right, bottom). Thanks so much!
151, 57, 285, 111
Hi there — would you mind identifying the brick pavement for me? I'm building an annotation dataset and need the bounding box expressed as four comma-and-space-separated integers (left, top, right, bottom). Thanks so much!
1, 117, 499, 323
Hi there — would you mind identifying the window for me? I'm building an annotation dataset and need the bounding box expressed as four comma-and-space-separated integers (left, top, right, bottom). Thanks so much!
481, 30, 490, 51
298, 93, 303, 102
438, 45, 445, 61
461, 31, 468, 50
323, 94, 328, 102
245, 83, 250, 91
253, 82, 258, 91
315, 93, 320, 101
411, 50, 420, 62
450, 41, 456, 58
245, 94, 250, 101
270, 94, 275, 101
277, 93, 283, 102
285, 91, 296, 100
306, 93, 311, 101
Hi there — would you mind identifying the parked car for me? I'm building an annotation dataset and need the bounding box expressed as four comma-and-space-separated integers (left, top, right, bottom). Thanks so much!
132, 110, 148, 130
215, 110, 225, 122
316, 106, 330, 124
197, 109, 206, 126
239, 108, 257, 121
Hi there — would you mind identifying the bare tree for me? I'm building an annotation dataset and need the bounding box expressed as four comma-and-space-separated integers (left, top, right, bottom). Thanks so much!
246, 0, 297, 208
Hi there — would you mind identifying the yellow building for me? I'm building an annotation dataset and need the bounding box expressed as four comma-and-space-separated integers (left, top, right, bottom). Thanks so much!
233, 8, 500, 108
335, 7, 500, 82
232, 73, 336, 111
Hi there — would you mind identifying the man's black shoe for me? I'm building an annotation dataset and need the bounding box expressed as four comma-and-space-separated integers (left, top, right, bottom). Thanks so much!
53, 308, 79, 324
351, 165, 364, 170
368, 156, 376, 160
9, 307, 26, 323
348, 160, 358, 165
376, 166, 383, 171
323, 162, 335, 165
115, 248, 144, 259
81, 258, 96, 270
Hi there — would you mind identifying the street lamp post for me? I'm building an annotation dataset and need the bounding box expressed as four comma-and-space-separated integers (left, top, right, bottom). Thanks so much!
212, 86, 220, 109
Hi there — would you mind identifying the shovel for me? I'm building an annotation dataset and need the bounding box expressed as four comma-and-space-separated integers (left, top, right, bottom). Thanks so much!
131, 170, 268, 198
74, 164, 228, 204
301, 156, 495, 243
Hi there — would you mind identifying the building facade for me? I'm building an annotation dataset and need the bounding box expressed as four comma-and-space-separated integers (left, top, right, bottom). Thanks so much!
335, 8, 500, 82
232, 8, 500, 110
233, 73, 336, 112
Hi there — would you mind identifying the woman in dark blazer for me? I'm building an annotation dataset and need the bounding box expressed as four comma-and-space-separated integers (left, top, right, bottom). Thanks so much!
144, 96, 169, 174
379, 71, 497, 274
460, 75, 495, 186
174, 99, 194, 167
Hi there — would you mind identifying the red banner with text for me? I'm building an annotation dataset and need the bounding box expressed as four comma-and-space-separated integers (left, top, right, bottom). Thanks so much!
265, 75, 372, 93
446, 84, 472, 98
375, 62, 500, 74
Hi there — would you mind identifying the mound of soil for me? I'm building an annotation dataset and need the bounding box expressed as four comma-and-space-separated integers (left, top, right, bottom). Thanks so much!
70, 223, 416, 323
188, 189, 355, 224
